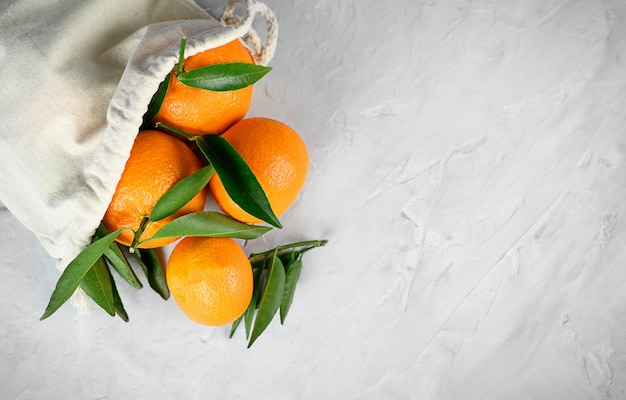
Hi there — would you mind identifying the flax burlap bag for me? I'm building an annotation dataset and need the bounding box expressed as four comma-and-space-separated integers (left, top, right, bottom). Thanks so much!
0, 0, 277, 285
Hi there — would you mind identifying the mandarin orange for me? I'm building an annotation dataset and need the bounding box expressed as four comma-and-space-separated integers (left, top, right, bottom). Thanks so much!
102, 130, 207, 248
209, 117, 309, 223
166, 237, 253, 326
153, 39, 255, 135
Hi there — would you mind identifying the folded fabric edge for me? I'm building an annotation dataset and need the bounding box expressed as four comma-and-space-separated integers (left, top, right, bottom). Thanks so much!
57, 3, 259, 311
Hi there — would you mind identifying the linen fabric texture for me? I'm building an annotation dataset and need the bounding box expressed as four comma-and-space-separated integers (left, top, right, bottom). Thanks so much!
0, 0, 259, 269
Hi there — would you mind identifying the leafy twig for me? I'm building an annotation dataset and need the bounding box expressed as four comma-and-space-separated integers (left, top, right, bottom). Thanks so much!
230, 239, 327, 347
249, 240, 328, 263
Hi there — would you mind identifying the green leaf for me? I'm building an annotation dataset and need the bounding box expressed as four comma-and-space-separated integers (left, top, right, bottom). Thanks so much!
94, 224, 142, 289
278, 249, 298, 269
102, 245, 142, 289
178, 62, 271, 92
243, 292, 258, 340
142, 74, 170, 127
230, 267, 264, 339
79, 257, 116, 316
145, 211, 271, 243
136, 248, 170, 300
196, 135, 282, 228
280, 258, 303, 324
229, 315, 243, 338
107, 266, 129, 322
149, 165, 214, 222
248, 255, 285, 347
40, 228, 126, 320
245, 266, 264, 339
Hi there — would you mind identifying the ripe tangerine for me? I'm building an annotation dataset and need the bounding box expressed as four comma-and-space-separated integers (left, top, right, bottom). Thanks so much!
153, 39, 255, 135
166, 237, 253, 326
209, 117, 309, 224
102, 130, 207, 248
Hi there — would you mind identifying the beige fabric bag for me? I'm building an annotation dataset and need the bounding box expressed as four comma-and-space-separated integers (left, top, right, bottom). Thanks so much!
0, 0, 276, 278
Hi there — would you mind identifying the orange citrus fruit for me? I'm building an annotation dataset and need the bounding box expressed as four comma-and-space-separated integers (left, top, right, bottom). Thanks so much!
153, 39, 255, 136
166, 237, 253, 326
102, 130, 207, 248
209, 117, 309, 223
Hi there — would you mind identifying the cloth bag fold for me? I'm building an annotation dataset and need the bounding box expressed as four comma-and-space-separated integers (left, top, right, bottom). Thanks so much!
0, 0, 271, 271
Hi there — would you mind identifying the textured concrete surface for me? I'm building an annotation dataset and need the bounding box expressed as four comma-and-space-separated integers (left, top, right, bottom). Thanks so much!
2, 0, 626, 398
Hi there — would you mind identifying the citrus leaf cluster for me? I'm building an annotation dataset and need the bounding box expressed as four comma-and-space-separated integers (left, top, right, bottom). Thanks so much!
41, 212, 268, 321
230, 240, 327, 347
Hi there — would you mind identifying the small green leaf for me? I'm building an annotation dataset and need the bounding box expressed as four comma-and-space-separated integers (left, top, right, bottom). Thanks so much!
149, 165, 214, 222
229, 315, 243, 338
196, 135, 282, 228
136, 248, 170, 300
278, 249, 298, 269
244, 293, 258, 340
178, 63, 271, 92
145, 211, 271, 243
107, 266, 129, 322
40, 228, 126, 320
79, 257, 116, 316
248, 255, 286, 347
230, 266, 264, 339
102, 245, 142, 289
95, 224, 142, 289
280, 258, 303, 324
245, 266, 264, 339
142, 74, 170, 127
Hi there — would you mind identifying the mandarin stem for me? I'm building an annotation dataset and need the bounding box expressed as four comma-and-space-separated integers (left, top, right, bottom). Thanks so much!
176, 37, 187, 76
154, 122, 195, 140
248, 240, 328, 263
129, 216, 150, 253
